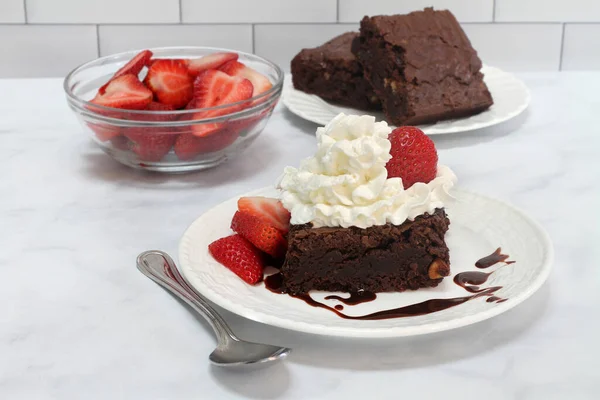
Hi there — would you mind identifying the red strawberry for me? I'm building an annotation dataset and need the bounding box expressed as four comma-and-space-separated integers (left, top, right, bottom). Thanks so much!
208, 234, 265, 284
98, 49, 153, 94
149, 58, 189, 67
386, 126, 438, 189
144, 59, 194, 109
145, 101, 176, 113
110, 135, 132, 150
173, 130, 239, 160
88, 122, 121, 142
219, 60, 272, 96
237, 197, 290, 234
91, 74, 153, 110
124, 131, 176, 162
193, 69, 253, 108
122, 103, 178, 161
190, 70, 253, 137
187, 52, 239, 76
231, 211, 287, 259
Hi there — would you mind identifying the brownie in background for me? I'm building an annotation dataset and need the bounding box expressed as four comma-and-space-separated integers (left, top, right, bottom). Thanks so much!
352, 8, 494, 125
291, 32, 381, 110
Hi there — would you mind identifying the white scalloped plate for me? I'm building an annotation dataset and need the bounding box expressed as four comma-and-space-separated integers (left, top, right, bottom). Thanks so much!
282, 66, 530, 135
179, 187, 552, 338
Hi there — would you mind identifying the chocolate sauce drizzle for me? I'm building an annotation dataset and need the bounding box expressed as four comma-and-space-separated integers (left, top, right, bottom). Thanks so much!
475, 247, 515, 269
264, 247, 515, 319
324, 291, 377, 305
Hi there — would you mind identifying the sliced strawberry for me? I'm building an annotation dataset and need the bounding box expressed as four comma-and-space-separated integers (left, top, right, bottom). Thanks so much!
146, 101, 176, 113
144, 59, 194, 109
237, 197, 291, 234
193, 69, 253, 108
124, 130, 176, 162
98, 50, 153, 94
91, 74, 153, 110
219, 60, 272, 96
386, 126, 438, 189
230, 211, 287, 259
227, 103, 275, 138
120, 102, 179, 161
149, 58, 189, 67
190, 70, 253, 137
87, 122, 121, 142
187, 52, 238, 77
174, 129, 239, 160
110, 135, 132, 150
208, 234, 265, 284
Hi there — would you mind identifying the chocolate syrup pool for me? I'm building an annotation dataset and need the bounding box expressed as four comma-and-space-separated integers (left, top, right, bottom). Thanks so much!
264, 248, 515, 320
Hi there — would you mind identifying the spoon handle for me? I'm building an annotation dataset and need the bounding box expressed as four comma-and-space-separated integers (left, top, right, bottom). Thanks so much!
136, 250, 237, 344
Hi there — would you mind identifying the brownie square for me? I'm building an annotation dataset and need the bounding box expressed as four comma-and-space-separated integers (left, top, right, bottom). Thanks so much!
291, 32, 381, 110
351, 8, 494, 125
280, 209, 451, 294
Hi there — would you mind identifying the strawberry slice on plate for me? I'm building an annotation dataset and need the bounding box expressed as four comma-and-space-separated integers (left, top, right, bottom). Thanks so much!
237, 196, 291, 234
189, 69, 253, 137
219, 60, 273, 96
208, 234, 265, 284
230, 211, 287, 259
98, 49, 152, 94
144, 59, 194, 109
187, 52, 238, 77
173, 129, 239, 161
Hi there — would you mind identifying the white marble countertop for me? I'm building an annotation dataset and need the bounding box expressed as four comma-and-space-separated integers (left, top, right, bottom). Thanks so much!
1, 73, 599, 400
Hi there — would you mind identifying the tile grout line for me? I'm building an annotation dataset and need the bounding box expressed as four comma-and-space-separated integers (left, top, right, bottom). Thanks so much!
252, 24, 256, 53
558, 23, 566, 71
23, 0, 28, 24
336, 0, 340, 22
492, 0, 496, 22
178, 0, 183, 23
95, 25, 101, 57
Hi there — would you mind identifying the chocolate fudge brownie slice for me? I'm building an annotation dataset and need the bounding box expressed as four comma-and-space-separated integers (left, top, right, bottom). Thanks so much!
280, 208, 451, 294
352, 8, 493, 125
291, 32, 381, 110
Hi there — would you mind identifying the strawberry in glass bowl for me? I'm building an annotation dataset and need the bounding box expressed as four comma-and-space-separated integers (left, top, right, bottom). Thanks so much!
64, 47, 283, 172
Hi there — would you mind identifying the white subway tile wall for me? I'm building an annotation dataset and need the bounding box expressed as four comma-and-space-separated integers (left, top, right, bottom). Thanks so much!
339, 0, 494, 23
255, 24, 358, 70
495, 0, 600, 22
0, 0, 25, 23
561, 24, 600, 70
462, 24, 563, 71
181, 0, 337, 23
0, 0, 597, 77
26, 0, 180, 24
0, 25, 98, 77
99, 25, 253, 56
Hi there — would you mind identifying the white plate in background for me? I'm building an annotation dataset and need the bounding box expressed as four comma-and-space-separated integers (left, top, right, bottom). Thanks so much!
282, 66, 530, 135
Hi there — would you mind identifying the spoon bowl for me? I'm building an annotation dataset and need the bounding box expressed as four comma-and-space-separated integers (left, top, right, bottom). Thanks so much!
136, 250, 291, 368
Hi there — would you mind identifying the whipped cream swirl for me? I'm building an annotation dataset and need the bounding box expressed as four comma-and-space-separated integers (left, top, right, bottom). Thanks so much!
277, 113, 457, 229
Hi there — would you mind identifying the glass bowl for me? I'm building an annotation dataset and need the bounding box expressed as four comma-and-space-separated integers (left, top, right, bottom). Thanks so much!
64, 47, 283, 173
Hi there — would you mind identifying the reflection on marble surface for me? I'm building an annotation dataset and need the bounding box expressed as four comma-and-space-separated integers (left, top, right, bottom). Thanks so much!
0, 74, 599, 399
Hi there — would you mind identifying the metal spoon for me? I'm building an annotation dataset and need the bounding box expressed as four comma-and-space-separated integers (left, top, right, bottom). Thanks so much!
136, 250, 291, 368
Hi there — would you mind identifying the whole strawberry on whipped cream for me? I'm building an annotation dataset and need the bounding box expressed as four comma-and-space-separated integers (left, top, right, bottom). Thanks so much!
277, 113, 457, 229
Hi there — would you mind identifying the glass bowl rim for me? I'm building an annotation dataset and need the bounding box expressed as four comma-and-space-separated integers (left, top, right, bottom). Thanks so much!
63, 46, 284, 124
